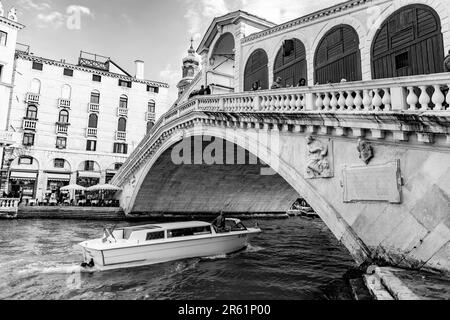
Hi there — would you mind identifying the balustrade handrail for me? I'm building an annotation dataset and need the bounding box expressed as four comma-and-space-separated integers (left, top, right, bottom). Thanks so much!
112, 72, 450, 185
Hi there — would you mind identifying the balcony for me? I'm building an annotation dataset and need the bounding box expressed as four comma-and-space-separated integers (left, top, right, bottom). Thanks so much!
146, 112, 156, 122
56, 123, 69, 135
22, 119, 37, 131
26, 93, 40, 104
116, 131, 127, 141
117, 107, 128, 117
86, 128, 98, 138
88, 103, 100, 113
58, 98, 71, 109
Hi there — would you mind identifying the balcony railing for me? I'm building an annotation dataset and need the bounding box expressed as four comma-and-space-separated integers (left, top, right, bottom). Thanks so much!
146, 112, 156, 122
116, 131, 127, 141
88, 103, 100, 113
86, 128, 98, 138
58, 98, 71, 109
23, 119, 37, 131
117, 108, 128, 117
26, 93, 40, 104
56, 123, 69, 135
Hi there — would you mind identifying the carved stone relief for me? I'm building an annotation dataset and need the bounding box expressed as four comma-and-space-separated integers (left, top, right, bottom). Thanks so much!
305, 136, 333, 179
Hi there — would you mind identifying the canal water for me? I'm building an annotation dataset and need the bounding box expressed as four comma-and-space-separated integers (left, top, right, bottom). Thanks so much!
0, 217, 357, 300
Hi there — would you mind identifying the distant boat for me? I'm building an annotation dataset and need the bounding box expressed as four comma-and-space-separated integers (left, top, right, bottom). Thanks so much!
78, 218, 261, 271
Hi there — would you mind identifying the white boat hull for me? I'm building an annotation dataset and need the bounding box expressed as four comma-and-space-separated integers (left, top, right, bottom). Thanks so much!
80, 228, 260, 271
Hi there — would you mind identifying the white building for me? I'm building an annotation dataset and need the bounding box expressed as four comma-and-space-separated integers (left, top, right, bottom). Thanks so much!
0, 12, 169, 201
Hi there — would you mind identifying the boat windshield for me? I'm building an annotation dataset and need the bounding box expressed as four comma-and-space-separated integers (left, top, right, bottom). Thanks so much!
225, 220, 247, 231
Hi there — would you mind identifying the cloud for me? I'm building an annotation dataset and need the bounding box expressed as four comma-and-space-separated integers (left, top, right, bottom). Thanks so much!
17, 0, 52, 11
66, 5, 94, 19
159, 64, 182, 103
36, 11, 64, 29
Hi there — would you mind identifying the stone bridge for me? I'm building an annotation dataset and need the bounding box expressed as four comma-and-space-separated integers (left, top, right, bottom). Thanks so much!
112, 74, 450, 274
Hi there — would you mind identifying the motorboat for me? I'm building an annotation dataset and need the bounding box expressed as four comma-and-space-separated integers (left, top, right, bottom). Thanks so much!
78, 218, 261, 271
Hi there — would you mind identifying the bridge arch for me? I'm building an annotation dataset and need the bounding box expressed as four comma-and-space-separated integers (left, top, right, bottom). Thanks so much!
124, 124, 370, 265
273, 38, 308, 87
243, 48, 269, 91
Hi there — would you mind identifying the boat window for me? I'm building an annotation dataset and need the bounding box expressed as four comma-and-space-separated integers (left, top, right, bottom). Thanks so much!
167, 226, 211, 238
146, 231, 165, 241
225, 220, 247, 231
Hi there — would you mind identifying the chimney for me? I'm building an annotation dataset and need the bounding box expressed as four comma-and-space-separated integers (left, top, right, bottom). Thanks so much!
135, 60, 145, 80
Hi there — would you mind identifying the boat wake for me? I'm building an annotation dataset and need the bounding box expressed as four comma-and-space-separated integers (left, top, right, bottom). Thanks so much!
203, 254, 228, 260
16, 262, 95, 276
245, 244, 265, 253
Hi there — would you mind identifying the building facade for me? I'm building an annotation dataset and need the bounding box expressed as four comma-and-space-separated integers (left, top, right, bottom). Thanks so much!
1, 29, 169, 201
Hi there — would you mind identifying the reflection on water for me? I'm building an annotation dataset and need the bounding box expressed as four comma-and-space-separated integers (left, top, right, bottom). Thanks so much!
0, 217, 357, 300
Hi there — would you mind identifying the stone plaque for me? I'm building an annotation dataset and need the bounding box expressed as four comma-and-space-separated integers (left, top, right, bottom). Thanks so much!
342, 160, 402, 204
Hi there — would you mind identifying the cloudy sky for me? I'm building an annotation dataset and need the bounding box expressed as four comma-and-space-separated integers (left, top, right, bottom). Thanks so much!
8, 0, 343, 102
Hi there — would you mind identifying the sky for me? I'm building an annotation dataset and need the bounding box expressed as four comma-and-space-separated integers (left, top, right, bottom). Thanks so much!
7, 0, 344, 103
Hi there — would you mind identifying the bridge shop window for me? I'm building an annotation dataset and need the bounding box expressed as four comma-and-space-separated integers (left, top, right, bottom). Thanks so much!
244, 49, 269, 91
0, 31, 7, 46
274, 38, 307, 88
371, 4, 444, 78
32, 62, 43, 71
314, 24, 361, 84
22, 133, 35, 146
146, 231, 165, 241
113, 143, 128, 154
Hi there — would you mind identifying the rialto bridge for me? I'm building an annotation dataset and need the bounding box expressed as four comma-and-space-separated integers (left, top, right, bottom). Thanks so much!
111, 0, 450, 274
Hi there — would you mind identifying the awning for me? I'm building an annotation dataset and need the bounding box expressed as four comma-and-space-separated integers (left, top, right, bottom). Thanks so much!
10, 171, 38, 181
78, 171, 101, 179
47, 173, 71, 182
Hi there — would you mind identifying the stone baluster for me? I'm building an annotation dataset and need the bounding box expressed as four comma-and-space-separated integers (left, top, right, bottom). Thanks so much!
285, 95, 292, 111
330, 92, 338, 112
431, 85, 445, 111
345, 91, 354, 111
354, 90, 363, 111
407, 87, 419, 110
382, 88, 391, 111
323, 93, 331, 111
363, 89, 372, 111
419, 86, 430, 111
446, 85, 450, 110
338, 91, 346, 112
372, 89, 383, 112
315, 93, 324, 111
270, 95, 276, 111
301, 94, 307, 110
253, 95, 261, 111
289, 94, 297, 111
278, 95, 285, 111
295, 94, 302, 111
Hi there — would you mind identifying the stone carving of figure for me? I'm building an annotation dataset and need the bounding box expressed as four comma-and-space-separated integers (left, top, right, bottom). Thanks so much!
357, 139, 374, 165
0, 1, 4, 17
306, 136, 332, 178
7, 7, 17, 21
444, 50, 450, 72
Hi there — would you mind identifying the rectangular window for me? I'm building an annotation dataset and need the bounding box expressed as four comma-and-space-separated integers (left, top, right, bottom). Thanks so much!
63, 68, 74, 77
84, 161, 95, 171
86, 140, 97, 152
56, 137, 67, 149
92, 74, 102, 82
395, 52, 409, 70
119, 97, 128, 109
114, 163, 123, 171
167, 226, 211, 238
147, 85, 159, 93
23, 133, 35, 146
0, 31, 7, 46
148, 103, 156, 113
90, 92, 100, 104
19, 157, 33, 165
32, 62, 43, 71
119, 80, 132, 88
146, 231, 165, 241
54, 159, 65, 168
113, 143, 128, 154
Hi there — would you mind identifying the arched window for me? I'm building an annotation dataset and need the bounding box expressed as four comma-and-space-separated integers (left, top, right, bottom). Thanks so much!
146, 121, 155, 134
26, 105, 38, 120
119, 95, 128, 109
118, 117, 127, 132
58, 110, 69, 123
148, 100, 156, 113
30, 78, 41, 94
371, 4, 444, 79
244, 49, 269, 91
90, 90, 100, 104
61, 84, 71, 100
274, 39, 307, 87
314, 25, 361, 84
88, 114, 98, 128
